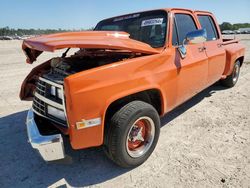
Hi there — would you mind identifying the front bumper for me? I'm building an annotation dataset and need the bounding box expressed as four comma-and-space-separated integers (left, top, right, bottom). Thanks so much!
26, 108, 65, 161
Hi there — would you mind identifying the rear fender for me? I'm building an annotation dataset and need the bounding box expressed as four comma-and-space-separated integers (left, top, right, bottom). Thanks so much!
223, 43, 245, 76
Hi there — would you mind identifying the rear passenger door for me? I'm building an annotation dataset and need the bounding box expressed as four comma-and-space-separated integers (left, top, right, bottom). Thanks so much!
196, 13, 226, 85
172, 13, 208, 104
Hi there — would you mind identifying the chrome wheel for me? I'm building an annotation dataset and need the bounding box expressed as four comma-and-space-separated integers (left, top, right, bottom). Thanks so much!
220, 60, 241, 88
126, 116, 155, 158
232, 62, 240, 83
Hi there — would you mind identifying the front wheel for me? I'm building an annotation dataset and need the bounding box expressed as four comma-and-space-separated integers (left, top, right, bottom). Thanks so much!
221, 60, 241, 87
104, 101, 160, 168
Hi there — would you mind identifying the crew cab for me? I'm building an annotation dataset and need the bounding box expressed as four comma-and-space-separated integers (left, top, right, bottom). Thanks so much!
21, 8, 245, 168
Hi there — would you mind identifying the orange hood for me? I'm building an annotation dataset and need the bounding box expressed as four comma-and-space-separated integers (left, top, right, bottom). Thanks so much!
22, 31, 160, 64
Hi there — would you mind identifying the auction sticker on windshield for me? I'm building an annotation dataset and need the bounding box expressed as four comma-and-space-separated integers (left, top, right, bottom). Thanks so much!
141, 18, 164, 27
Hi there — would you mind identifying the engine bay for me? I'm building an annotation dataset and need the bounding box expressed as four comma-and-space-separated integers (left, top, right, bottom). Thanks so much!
42, 49, 139, 84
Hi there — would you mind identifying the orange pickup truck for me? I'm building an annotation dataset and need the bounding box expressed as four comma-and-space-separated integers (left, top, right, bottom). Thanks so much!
21, 8, 245, 168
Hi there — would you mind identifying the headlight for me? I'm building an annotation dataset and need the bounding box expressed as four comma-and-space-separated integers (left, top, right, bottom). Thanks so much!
50, 86, 63, 100
57, 88, 63, 100
51, 86, 56, 96
47, 105, 66, 121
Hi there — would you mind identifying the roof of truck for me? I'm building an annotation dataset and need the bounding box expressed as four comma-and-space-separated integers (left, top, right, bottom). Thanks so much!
164, 8, 213, 15
98, 8, 213, 23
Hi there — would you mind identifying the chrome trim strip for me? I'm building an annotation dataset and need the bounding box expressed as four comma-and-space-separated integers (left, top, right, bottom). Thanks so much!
33, 97, 45, 106
37, 82, 46, 88
39, 77, 62, 88
33, 100, 45, 108
33, 104, 45, 114
34, 92, 64, 110
36, 86, 45, 94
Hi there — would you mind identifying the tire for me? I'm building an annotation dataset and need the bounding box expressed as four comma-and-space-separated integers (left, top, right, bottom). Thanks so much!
221, 60, 241, 87
104, 101, 160, 168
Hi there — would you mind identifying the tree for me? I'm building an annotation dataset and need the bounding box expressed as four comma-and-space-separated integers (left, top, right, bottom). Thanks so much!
220, 22, 233, 31
219, 22, 250, 31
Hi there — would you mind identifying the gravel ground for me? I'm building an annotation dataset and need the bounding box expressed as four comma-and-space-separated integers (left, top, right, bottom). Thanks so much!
0, 36, 250, 188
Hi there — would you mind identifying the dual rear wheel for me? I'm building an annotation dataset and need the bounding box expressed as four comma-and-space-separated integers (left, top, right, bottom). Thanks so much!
221, 60, 241, 87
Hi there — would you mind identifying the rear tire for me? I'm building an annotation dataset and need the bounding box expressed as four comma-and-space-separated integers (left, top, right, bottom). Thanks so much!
104, 101, 160, 168
221, 60, 241, 87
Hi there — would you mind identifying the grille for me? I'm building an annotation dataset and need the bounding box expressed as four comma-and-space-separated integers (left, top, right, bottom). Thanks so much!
33, 96, 46, 115
32, 77, 67, 127
36, 79, 46, 96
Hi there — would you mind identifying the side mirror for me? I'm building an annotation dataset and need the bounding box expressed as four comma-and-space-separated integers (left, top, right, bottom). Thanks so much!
178, 29, 207, 59
185, 29, 207, 45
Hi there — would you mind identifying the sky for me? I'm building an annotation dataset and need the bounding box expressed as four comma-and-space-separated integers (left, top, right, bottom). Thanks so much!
0, 0, 249, 29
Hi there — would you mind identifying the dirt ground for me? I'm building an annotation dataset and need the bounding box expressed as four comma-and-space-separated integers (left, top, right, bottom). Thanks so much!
0, 35, 250, 188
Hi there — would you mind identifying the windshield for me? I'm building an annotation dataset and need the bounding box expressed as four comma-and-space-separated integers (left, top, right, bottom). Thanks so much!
95, 10, 168, 48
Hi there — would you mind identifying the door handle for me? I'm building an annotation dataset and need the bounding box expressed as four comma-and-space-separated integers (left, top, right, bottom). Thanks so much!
198, 47, 206, 52
217, 43, 222, 48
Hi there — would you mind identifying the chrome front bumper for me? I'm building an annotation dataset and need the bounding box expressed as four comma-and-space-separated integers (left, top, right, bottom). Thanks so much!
26, 109, 65, 161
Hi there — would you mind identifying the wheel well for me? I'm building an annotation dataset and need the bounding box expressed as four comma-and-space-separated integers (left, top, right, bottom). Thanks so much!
237, 56, 244, 67
104, 89, 163, 125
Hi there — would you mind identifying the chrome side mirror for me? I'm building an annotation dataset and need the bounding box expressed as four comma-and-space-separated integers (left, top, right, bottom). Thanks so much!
178, 29, 207, 59
185, 29, 207, 45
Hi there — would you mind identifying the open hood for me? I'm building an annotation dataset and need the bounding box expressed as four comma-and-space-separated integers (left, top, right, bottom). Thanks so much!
22, 31, 160, 64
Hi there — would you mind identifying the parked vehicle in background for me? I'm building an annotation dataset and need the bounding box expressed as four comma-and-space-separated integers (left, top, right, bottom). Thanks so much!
239, 28, 250, 34
0, 35, 23, 40
21, 8, 245, 168
12, 35, 22, 40
234, 30, 241, 34
0, 36, 12, 40
222, 30, 234, 35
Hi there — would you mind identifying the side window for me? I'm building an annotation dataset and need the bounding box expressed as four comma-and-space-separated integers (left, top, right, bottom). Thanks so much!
198, 15, 218, 41
175, 14, 197, 44
172, 19, 178, 46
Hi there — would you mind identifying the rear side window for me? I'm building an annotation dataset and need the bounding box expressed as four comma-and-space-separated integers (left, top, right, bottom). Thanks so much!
175, 14, 197, 44
198, 15, 219, 41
